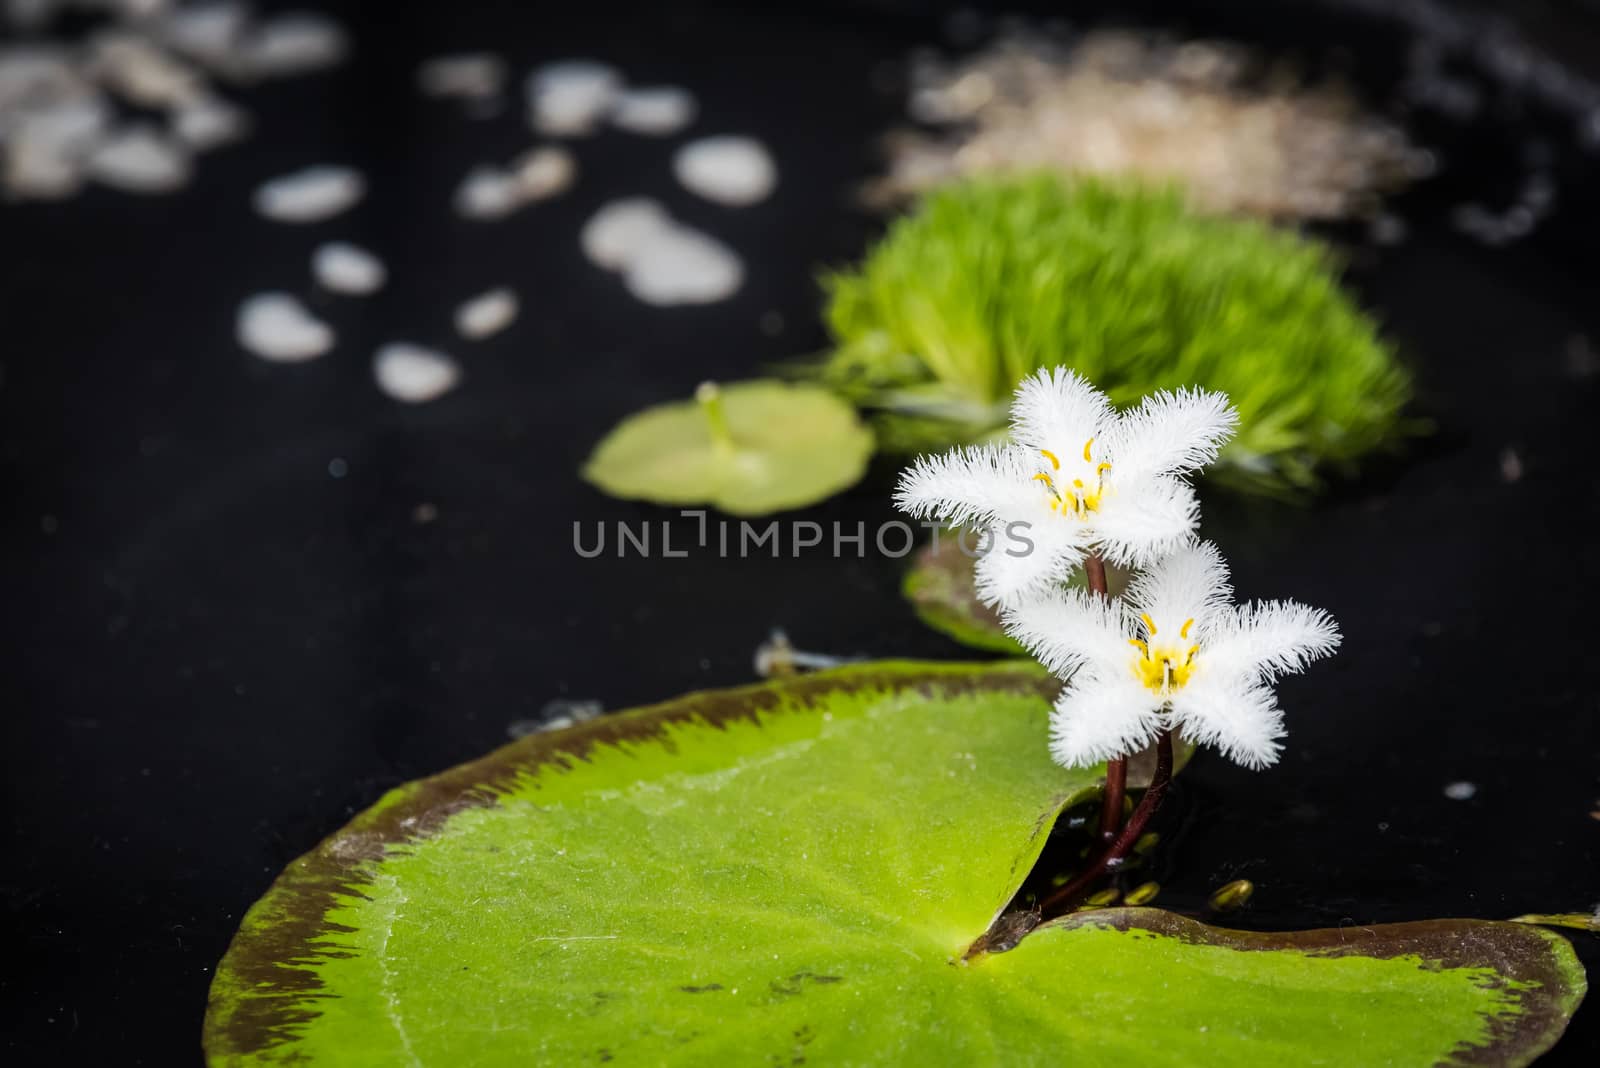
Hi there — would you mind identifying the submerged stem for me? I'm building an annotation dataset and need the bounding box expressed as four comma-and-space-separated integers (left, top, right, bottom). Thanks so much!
1039, 729, 1174, 919
1084, 553, 1126, 843
696, 381, 735, 454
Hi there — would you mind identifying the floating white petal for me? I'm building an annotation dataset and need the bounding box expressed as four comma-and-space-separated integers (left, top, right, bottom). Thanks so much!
417, 53, 506, 100
170, 92, 248, 150
610, 86, 696, 135
156, 2, 250, 70
374, 343, 461, 404
580, 197, 673, 270
4, 137, 82, 198
312, 242, 385, 295
88, 31, 203, 108
455, 287, 519, 339
453, 165, 521, 220
86, 125, 192, 193
624, 225, 743, 306
673, 135, 776, 205
254, 164, 364, 222
234, 13, 347, 80
0, 45, 85, 111
2, 94, 109, 199
525, 59, 620, 136
581, 198, 743, 305
237, 293, 333, 362
510, 145, 575, 200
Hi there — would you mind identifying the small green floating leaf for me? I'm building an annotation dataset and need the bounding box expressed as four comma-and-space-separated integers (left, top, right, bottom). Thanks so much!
206, 661, 1585, 1067
582, 379, 874, 515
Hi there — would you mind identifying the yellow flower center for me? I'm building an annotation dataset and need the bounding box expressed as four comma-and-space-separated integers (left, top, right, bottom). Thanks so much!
1033, 439, 1113, 517
1129, 615, 1198, 695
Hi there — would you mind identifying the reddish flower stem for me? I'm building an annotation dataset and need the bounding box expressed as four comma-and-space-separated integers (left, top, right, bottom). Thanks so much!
1040, 729, 1174, 918
1084, 554, 1126, 843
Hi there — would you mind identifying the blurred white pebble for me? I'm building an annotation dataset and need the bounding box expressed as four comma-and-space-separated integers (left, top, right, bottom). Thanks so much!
254, 164, 364, 222
455, 287, 519, 339
2, 95, 110, 199
582, 197, 744, 305
237, 293, 333, 362
610, 85, 696, 135
88, 32, 203, 108
417, 52, 505, 100
625, 226, 743, 306
580, 197, 672, 270
0, 45, 85, 110
156, 2, 251, 70
86, 125, 192, 192
453, 164, 521, 219
15, 97, 110, 155
170, 93, 248, 150
312, 242, 385, 295
234, 13, 347, 80
526, 59, 619, 136
673, 135, 775, 205
1443, 781, 1478, 801
510, 145, 575, 199
374, 343, 461, 403
4, 137, 82, 198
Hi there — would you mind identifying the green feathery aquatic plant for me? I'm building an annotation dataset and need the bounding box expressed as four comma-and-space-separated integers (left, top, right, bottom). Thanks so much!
811, 175, 1415, 497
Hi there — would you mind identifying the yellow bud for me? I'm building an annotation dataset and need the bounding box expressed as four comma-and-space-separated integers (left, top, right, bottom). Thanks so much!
1124, 881, 1160, 906
1208, 879, 1255, 912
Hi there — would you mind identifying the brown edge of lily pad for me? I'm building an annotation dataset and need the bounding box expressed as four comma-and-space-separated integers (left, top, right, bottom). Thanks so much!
1034, 907, 1587, 1068
202, 659, 1059, 1062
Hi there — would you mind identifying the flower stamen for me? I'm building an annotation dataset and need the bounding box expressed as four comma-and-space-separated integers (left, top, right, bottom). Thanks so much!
1131, 633, 1199, 696
1035, 444, 1112, 518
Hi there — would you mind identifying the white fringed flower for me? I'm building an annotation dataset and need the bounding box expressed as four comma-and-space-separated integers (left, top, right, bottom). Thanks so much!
895, 368, 1236, 607
1002, 542, 1340, 770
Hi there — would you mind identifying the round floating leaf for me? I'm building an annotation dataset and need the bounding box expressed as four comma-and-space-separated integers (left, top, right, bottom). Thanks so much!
903, 535, 1128, 654
582, 379, 874, 515
206, 662, 1584, 1066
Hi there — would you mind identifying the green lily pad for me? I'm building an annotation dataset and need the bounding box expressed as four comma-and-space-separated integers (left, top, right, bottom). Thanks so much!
903, 535, 1128, 654
582, 380, 874, 516
205, 661, 1584, 1066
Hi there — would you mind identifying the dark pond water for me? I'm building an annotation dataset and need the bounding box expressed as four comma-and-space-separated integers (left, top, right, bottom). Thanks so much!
2, 0, 1596, 1062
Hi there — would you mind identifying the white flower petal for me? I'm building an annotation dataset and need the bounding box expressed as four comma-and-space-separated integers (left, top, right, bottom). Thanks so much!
1010, 367, 1113, 453
1090, 474, 1199, 569
1124, 540, 1233, 635
1001, 587, 1129, 679
893, 443, 1034, 530
1106, 386, 1238, 483
1203, 600, 1342, 683
972, 510, 1092, 608
1048, 668, 1165, 769
1170, 673, 1284, 769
